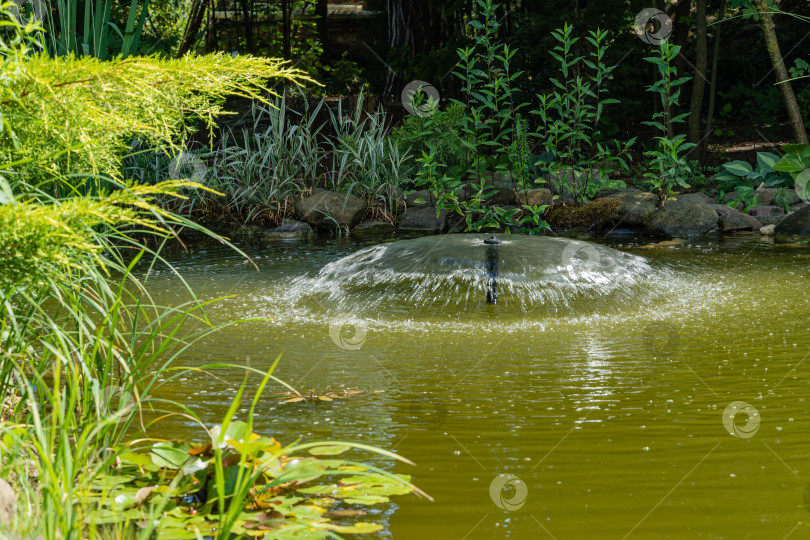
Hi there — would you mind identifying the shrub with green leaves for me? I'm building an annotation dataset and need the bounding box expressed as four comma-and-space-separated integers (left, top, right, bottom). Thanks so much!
391, 103, 469, 180
0, 7, 309, 192
774, 143, 810, 200
642, 40, 695, 206
533, 24, 635, 203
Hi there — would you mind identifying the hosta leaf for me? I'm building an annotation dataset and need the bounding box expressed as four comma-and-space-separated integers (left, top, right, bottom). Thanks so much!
722, 161, 753, 176
774, 154, 807, 174
757, 151, 780, 171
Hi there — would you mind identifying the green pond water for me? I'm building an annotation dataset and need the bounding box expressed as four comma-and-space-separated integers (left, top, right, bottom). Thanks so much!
142, 233, 810, 539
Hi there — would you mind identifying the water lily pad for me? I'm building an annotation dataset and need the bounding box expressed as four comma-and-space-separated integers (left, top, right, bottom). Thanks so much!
151, 441, 192, 469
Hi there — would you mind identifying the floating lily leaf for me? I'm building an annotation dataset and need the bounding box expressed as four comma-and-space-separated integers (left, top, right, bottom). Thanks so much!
229, 435, 280, 456
189, 442, 212, 456
151, 441, 192, 469
299, 473, 412, 505
210, 420, 249, 448
183, 457, 210, 476
119, 451, 159, 469
73, 425, 417, 538
329, 509, 366, 518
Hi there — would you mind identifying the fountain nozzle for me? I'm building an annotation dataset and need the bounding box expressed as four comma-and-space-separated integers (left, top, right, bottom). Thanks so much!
484, 236, 501, 245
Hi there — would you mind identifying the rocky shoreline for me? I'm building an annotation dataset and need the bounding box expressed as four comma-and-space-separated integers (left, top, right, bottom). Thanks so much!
220, 185, 810, 243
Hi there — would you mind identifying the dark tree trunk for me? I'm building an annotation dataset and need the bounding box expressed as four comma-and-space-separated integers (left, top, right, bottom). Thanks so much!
687, 0, 708, 147
700, 24, 721, 163
282, 0, 291, 60
670, 0, 692, 77
384, 0, 464, 96
756, 0, 808, 143
177, 0, 207, 57
316, 0, 329, 62
240, 0, 254, 53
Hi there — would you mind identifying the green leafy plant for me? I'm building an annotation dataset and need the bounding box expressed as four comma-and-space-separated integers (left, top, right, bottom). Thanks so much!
409, 146, 462, 206
715, 152, 791, 189
452, 0, 528, 185
774, 143, 810, 200
323, 51, 369, 97
517, 204, 551, 235
392, 103, 469, 181
532, 24, 635, 203
0, 9, 309, 192
37, 0, 151, 59
328, 94, 411, 220
0, 8, 421, 538
642, 40, 695, 206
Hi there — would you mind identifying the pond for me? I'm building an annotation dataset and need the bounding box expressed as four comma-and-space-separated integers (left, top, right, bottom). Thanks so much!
143, 233, 810, 539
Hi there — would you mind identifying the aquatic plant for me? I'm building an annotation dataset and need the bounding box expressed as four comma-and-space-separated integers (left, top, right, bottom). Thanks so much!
0, 6, 419, 537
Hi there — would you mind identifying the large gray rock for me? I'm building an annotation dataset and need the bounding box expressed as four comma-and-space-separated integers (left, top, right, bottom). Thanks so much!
399, 207, 447, 233
516, 188, 553, 206
405, 190, 436, 208
710, 204, 762, 232
264, 219, 313, 239
775, 204, 810, 235
754, 187, 800, 206
295, 190, 368, 230
469, 170, 513, 184
486, 184, 517, 205
352, 221, 396, 236
646, 200, 719, 237
593, 187, 641, 199
603, 191, 658, 226
676, 192, 717, 205
748, 205, 786, 225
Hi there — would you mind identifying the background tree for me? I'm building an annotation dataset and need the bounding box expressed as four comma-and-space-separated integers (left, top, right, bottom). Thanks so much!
754, 0, 808, 143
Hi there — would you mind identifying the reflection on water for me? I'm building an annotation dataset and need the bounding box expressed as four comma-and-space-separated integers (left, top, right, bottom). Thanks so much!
142, 235, 810, 539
